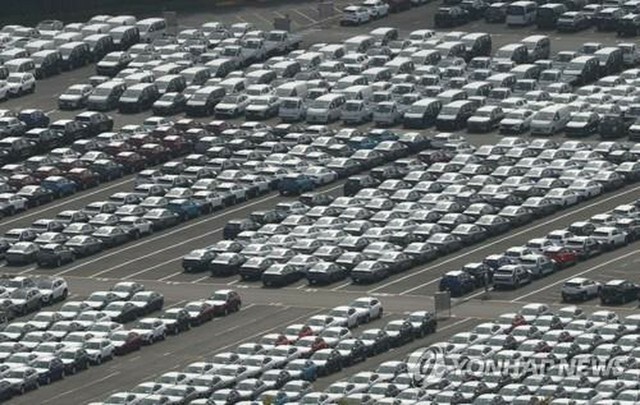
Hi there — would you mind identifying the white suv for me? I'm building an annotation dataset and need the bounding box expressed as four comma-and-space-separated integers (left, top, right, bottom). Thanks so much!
561, 277, 601, 302
6, 72, 35, 96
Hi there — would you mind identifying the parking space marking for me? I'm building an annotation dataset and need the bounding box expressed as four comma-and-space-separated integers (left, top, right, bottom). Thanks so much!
369, 183, 640, 294
399, 277, 440, 295
157, 271, 183, 282
54, 193, 282, 277
332, 281, 352, 291
252, 12, 273, 25
42, 371, 121, 404
293, 9, 317, 23
513, 249, 640, 302
120, 256, 184, 280
19, 265, 37, 274
191, 276, 210, 284
164, 300, 187, 309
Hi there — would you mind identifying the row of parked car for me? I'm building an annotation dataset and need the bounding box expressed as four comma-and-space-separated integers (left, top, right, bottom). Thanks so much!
308, 303, 640, 404
0, 120, 431, 267
0, 280, 244, 401
93, 297, 426, 405
439, 196, 640, 299
341, 0, 425, 26
0, 14, 149, 105
204, 134, 639, 288
0, 276, 68, 322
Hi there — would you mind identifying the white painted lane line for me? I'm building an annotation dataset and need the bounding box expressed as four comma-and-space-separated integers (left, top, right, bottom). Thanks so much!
253, 12, 272, 24
399, 277, 441, 295
42, 371, 121, 404
370, 184, 640, 294
293, 9, 317, 23
191, 276, 210, 284
332, 281, 352, 291
164, 300, 187, 309
18, 265, 37, 274
513, 249, 640, 302
157, 271, 182, 282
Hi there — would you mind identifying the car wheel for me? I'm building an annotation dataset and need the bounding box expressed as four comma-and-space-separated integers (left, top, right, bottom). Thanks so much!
19, 385, 25, 395
70, 366, 76, 375
45, 376, 51, 385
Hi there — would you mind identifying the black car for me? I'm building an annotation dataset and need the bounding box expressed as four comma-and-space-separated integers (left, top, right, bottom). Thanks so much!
461, 0, 488, 20
405, 311, 438, 337
118, 83, 160, 114
58, 347, 90, 374
36, 243, 75, 267
334, 339, 368, 366
565, 112, 600, 137
434, 6, 469, 28
309, 349, 343, 377
223, 218, 260, 240
600, 279, 639, 305
358, 328, 392, 356
65, 235, 103, 257
159, 308, 191, 334
182, 248, 217, 273
91, 226, 131, 248
484, 2, 508, 23
103, 301, 141, 323
343, 175, 380, 197
130, 291, 165, 314
239, 257, 274, 280
16, 185, 54, 207
152, 92, 187, 116
599, 114, 630, 139
74, 111, 114, 135
618, 13, 640, 36
384, 320, 415, 347
557, 11, 591, 32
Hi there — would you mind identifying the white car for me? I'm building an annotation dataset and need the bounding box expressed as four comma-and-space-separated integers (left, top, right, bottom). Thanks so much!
83, 338, 115, 364
35, 277, 68, 303
131, 318, 167, 344
545, 188, 580, 206
561, 277, 601, 301
0, 81, 9, 100
349, 296, 383, 322
591, 226, 628, 249
6, 73, 35, 96
361, 0, 390, 18
341, 6, 371, 26
328, 306, 360, 328
568, 179, 603, 199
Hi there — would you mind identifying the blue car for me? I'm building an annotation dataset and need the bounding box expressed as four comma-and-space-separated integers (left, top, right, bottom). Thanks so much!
90, 159, 124, 181
17, 109, 50, 129
278, 174, 315, 196
347, 136, 378, 150
33, 356, 66, 385
285, 359, 318, 381
368, 128, 399, 143
167, 198, 201, 220
439, 270, 476, 297
41, 176, 78, 197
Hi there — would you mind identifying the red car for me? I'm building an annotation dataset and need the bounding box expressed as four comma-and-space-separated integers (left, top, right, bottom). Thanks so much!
112, 330, 143, 355
33, 166, 63, 180
66, 168, 100, 189
103, 141, 134, 156
205, 289, 242, 316
544, 246, 578, 268
184, 301, 216, 326
162, 135, 191, 157
8, 173, 38, 189
138, 143, 170, 165
129, 133, 155, 148
114, 151, 147, 173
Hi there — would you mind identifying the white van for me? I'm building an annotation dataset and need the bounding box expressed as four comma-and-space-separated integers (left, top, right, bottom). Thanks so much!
278, 97, 306, 122
275, 81, 308, 98
136, 18, 167, 43
530, 104, 571, 135
306, 93, 346, 124
342, 85, 373, 103
506, 1, 537, 26
5, 58, 36, 75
